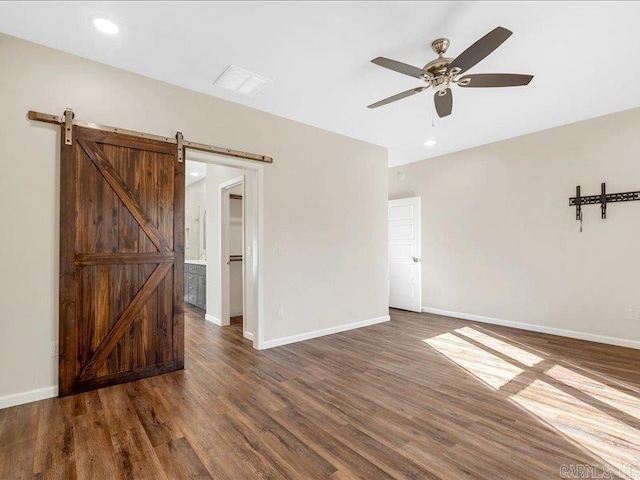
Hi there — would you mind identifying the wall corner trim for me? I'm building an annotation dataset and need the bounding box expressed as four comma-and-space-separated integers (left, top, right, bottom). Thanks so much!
261, 315, 390, 349
0, 385, 58, 410
421, 307, 640, 351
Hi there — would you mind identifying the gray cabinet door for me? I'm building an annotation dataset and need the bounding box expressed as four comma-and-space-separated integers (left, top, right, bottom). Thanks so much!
197, 275, 206, 309
187, 274, 197, 305
184, 265, 206, 309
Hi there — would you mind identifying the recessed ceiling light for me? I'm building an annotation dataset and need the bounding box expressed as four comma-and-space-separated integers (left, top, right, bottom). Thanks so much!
92, 17, 119, 35
190, 172, 199, 177
424, 140, 437, 147
214, 65, 272, 97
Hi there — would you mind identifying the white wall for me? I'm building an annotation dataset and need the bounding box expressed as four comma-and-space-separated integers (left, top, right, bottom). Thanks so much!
0, 34, 388, 405
389, 107, 640, 348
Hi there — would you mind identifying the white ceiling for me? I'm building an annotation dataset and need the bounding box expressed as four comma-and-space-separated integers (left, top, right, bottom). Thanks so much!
2, 1, 640, 166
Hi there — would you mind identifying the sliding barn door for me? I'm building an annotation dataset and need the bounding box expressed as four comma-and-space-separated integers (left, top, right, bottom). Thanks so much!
59, 126, 184, 396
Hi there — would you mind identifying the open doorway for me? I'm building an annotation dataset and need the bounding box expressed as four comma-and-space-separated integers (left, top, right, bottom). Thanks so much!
184, 161, 207, 312
183, 150, 264, 349
220, 176, 247, 338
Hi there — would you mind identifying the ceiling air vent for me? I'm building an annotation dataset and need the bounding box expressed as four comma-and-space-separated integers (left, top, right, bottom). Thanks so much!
213, 65, 272, 97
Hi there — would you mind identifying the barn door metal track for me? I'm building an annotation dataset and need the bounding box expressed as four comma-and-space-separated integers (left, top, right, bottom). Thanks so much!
28, 109, 274, 164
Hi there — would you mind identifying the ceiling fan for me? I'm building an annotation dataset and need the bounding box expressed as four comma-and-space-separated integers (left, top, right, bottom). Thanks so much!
368, 27, 533, 117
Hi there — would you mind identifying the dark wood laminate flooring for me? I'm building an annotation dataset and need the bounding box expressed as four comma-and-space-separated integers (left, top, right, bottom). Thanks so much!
1, 306, 640, 479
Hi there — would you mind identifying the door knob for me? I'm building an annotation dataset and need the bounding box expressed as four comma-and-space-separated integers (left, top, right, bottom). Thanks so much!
412, 257, 421, 263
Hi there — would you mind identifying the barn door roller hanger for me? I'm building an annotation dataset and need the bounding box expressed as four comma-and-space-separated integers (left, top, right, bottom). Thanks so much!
27, 109, 274, 164
569, 182, 640, 231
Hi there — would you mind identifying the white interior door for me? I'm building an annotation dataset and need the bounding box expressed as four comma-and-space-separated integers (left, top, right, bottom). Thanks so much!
388, 197, 421, 312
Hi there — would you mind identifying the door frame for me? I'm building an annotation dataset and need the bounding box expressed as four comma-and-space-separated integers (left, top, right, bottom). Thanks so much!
186, 149, 265, 349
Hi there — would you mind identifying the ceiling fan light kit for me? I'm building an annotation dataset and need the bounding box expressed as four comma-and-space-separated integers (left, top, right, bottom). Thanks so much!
368, 26, 534, 118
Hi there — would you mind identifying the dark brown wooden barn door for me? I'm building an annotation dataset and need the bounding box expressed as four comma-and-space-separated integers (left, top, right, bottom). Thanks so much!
59, 126, 184, 396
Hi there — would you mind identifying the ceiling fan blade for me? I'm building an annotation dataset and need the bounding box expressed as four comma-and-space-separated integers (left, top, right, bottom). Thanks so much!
434, 88, 452, 118
367, 87, 428, 109
447, 27, 512, 75
371, 57, 429, 79
458, 73, 533, 87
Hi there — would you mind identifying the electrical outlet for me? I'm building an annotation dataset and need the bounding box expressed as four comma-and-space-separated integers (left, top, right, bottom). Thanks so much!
278, 308, 285, 318
635, 310, 640, 323
50, 341, 59, 357
624, 309, 634, 321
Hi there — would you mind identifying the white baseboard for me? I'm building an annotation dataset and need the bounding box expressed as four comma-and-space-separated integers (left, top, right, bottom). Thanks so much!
204, 313, 231, 326
261, 315, 390, 349
243, 331, 254, 341
0, 385, 58, 410
231, 311, 243, 318
205, 314, 221, 325
421, 307, 640, 351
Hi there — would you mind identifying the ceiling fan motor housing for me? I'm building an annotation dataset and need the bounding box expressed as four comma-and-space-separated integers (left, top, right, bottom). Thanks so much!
424, 57, 453, 84
425, 38, 454, 86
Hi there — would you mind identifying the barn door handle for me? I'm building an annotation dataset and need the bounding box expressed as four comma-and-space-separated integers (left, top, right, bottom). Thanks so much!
412, 257, 421, 263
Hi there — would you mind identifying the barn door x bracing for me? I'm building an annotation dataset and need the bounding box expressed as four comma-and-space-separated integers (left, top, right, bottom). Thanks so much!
59, 126, 184, 396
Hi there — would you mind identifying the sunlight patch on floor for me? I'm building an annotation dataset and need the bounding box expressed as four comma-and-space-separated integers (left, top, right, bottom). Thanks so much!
424, 332, 524, 389
547, 365, 640, 422
511, 379, 640, 480
455, 326, 544, 367
424, 328, 640, 479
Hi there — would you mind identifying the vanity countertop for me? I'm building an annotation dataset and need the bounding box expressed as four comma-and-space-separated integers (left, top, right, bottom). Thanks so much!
184, 259, 206, 265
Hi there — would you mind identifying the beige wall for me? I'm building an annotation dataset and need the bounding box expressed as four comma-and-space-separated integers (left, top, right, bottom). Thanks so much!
0, 34, 388, 403
389, 107, 640, 347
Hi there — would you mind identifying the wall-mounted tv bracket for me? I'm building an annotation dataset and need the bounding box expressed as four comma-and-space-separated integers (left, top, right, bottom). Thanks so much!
569, 182, 640, 231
